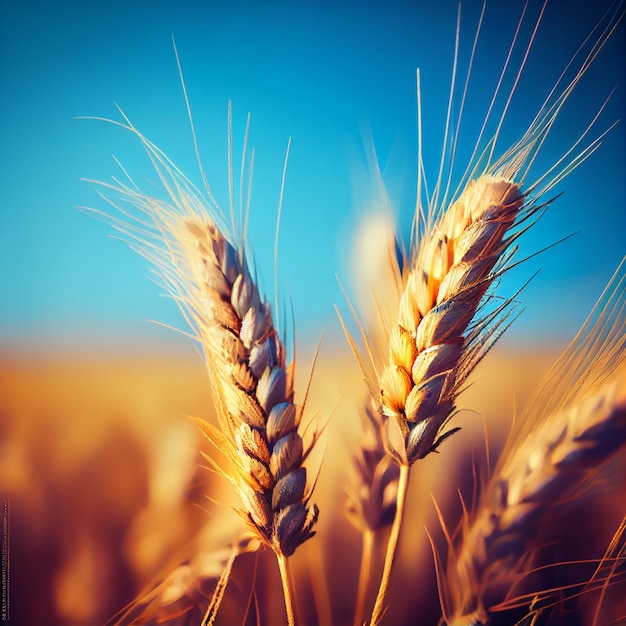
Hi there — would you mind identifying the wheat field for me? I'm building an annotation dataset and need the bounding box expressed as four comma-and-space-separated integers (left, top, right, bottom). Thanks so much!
1, 343, 625, 624
1, 1, 625, 625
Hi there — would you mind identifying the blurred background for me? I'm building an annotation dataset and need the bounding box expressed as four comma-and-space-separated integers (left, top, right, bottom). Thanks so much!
1, 0, 624, 624
1, 0, 624, 350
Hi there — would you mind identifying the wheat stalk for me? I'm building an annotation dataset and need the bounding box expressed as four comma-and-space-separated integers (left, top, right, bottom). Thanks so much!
86, 106, 319, 625
108, 534, 259, 625
442, 260, 626, 626
341, 2, 622, 620
346, 403, 401, 626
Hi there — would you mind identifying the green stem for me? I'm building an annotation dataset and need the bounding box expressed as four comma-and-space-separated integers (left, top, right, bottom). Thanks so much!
277, 552, 297, 626
354, 528, 375, 626
369, 463, 410, 626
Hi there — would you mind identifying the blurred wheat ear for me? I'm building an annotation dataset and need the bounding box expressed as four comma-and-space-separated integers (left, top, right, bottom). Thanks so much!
83, 95, 320, 625
346, 402, 401, 626
439, 259, 626, 626
108, 534, 260, 625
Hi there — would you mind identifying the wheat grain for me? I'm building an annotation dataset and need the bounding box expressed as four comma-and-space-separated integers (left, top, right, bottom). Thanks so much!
381, 175, 526, 465
347, 0, 622, 468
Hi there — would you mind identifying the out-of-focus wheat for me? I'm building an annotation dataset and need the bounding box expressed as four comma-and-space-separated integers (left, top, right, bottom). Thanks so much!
446, 369, 626, 626
442, 261, 626, 626
346, 405, 400, 536
110, 534, 259, 625
346, 403, 401, 626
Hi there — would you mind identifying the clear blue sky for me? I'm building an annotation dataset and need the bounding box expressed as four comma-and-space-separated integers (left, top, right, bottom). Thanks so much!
1, 0, 624, 353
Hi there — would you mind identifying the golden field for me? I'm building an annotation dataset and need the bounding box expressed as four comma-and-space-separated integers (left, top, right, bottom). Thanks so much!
1, 342, 624, 625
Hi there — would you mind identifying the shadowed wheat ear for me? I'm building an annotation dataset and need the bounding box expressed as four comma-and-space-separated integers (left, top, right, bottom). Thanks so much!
84, 103, 319, 626
346, 403, 401, 626
439, 259, 626, 626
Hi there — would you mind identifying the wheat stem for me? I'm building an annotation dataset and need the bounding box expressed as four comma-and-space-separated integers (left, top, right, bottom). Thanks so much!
277, 552, 297, 626
370, 463, 410, 626
354, 528, 375, 626
308, 541, 333, 626
202, 541, 240, 626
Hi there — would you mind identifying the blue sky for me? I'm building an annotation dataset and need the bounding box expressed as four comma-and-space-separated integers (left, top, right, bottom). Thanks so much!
1, 0, 624, 354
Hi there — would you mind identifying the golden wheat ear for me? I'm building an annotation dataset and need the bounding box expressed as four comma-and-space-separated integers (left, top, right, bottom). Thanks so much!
340, 3, 622, 622
363, 171, 533, 626
384, 175, 529, 464
343, 0, 623, 472
442, 258, 626, 626
84, 104, 320, 625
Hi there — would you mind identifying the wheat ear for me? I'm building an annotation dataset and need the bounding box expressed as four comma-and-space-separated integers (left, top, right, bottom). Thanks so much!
86, 109, 318, 626
366, 174, 528, 626
354, 2, 622, 618
442, 260, 626, 626
444, 367, 626, 626
380, 175, 525, 464
182, 217, 319, 561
